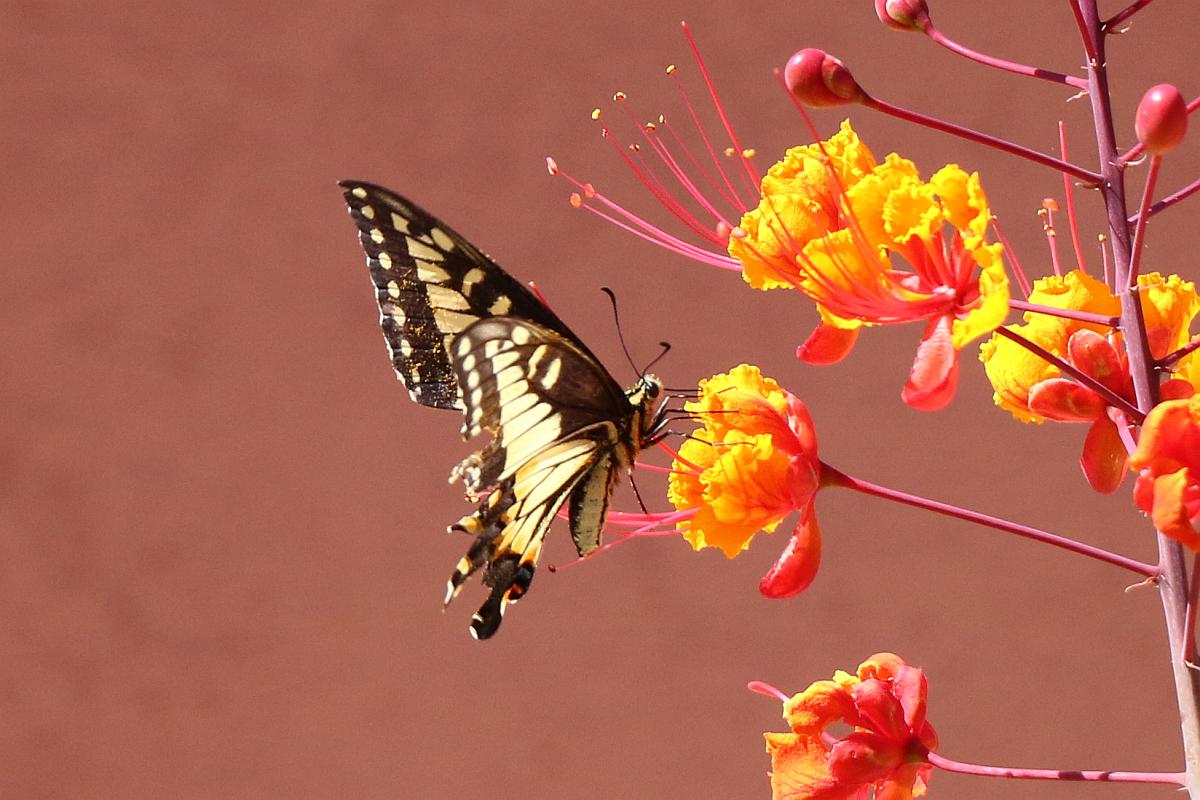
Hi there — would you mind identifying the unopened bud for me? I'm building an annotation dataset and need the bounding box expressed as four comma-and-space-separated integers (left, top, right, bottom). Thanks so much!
783, 49, 863, 107
1135, 83, 1188, 156
874, 0, 930, 32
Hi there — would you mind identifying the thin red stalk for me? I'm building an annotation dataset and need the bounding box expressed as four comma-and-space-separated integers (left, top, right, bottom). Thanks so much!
927, 751, 1184, 785
995, 326, 1143, 422
1077, 3, 1200, 792
1040, 205, 1063, 276
1136, 175, 1200, 222
822, 465, 1158, 577
992, 221, 1033, 297
1008, 299, 1119, 327
924, 24, 1087, 90
862, 95, 1102, 185
1103, 0, 1157, 33
1059, 122, 1088, 272
1128, 155, 1162, 285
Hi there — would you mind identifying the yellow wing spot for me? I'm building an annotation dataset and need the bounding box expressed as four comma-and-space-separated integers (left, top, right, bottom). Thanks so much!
399, 339, 413, 357
434, 308, 479, 331
539, 357, 562, 390
430, 227, 455, 251
489, 296, 513, 315
409, 365, 423, 383
416, 260, 452, 283
460, 353, 477, 373
483, 341, 503, 359
351, 186, 368, 199
386, 280, 401, 299
462, 267, 486, 293
390, 212, 410, 233
370, 228, 385, 244
510, 325, 532, 346
390, 306, 406, 327
427, 284, 471, 311
360, 204, 376, 220
377, 250, 393, 270
468, 386, 484, 409
409, 240, 445, 263
492, 350, 522, 373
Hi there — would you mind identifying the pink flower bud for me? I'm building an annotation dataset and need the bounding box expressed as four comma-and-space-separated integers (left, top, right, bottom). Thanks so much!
875, 0, 930, 32
1135, 83, 1188, 156
783, 49, 864, 108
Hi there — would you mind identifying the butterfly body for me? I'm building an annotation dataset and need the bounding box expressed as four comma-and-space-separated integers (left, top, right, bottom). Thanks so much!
340, 181, 664, 639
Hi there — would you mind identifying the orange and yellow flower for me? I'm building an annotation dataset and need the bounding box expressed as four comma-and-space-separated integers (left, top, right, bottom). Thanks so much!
980, 269, 1200, 492
765, 653, 937, 800
1130, 396, 1200, 550
668, 365, 825, 597
728, 120, 1009, 411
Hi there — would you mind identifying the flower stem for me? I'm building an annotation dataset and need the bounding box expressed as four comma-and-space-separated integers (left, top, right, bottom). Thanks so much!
923, 23, 1087, 90
1135, 175, 1200, 223
927, 751, 1184, 785
860, 95, 1102, 185
1103, 0, 1157, 33
1007, 299, 1118, 327
821, 465, 1158, 577
1128, 155, 1162, 285
1077, 2, 1200, 794
994, 325, 1143, 422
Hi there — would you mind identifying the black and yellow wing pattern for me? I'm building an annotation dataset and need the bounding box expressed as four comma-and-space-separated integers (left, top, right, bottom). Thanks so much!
340, 181, 664, 639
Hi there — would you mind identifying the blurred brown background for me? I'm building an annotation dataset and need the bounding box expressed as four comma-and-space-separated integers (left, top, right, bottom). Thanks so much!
4, 1, 1199, 797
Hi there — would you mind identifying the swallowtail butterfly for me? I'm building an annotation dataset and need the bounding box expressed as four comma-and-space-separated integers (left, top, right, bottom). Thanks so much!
340, 181, 666, 639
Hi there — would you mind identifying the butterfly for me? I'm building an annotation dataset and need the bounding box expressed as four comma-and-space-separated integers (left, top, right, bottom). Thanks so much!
339, 181, 667, 639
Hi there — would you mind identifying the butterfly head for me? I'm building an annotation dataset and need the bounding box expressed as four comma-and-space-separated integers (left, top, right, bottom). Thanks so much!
628, 373, 663, 409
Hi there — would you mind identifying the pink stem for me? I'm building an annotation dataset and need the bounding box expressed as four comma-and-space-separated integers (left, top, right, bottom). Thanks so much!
1103, 0, 1158, 32
1008, 299, 1118, 327
1160, 337, 1200, 369
1187, 552, 1200, 664
1128, 155, 1162, 286
1136, 174, 1200, 222
927, 751, 1184, 785
924, 24, 1088, 90
995, 326, 1143, 422
1059, 121, 1088, 273
821, 465, 1158, 577
862, 95, 1101, 185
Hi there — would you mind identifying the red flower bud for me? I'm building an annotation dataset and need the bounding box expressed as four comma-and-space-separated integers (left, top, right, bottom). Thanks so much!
783, 49, 864, 108
874, 0, 930, 32
1135, 83, 1188, 156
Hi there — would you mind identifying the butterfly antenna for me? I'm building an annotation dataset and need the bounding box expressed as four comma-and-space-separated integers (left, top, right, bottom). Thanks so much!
601, 287, 642, 377
643, 341, 672, 373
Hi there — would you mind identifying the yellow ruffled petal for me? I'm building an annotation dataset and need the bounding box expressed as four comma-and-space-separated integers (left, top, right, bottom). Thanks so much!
979, 320, 1069, 422
1024, 270, 1120, 330
882, 179, 942, 246
930, 164, 990, 245
952, 254, 1009, 348
1138, 272, 1200, 359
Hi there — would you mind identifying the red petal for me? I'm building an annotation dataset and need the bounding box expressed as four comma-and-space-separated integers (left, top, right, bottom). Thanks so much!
797, 323, 859, 365
760, 516, 823, 599
1161, 378, 1195, 401
1066, 329, 1125, 393
1081, 417, 1128, 494
1028, 379, 1106, 421
901, 316, 958, 411
828, 732, 903, 784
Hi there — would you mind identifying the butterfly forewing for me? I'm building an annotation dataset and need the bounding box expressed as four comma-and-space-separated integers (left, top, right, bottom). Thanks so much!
340, 181, 660, 638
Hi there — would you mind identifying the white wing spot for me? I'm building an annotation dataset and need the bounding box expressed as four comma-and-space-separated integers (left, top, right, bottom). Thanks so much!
409, 240, 445, 263
390, 306, 406, 327
483, 341, 502, 359
351, 187, 368, 199
489, 296, 512, 315
377, 251, 393, 270
469, 386, 484, 408
460, 354, 477, 373
409, 365, 423, 383
387, 280, 401, 299
510, 326, 532, 345
369, 228, 385, 244
390, 212, 410, 233
361, 205, 376, 220
399, 339, 413, 357
427, 284, 471, 311
431, 227, 455, 250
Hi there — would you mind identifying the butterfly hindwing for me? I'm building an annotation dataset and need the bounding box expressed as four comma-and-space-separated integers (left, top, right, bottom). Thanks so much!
340, 181, 663, 638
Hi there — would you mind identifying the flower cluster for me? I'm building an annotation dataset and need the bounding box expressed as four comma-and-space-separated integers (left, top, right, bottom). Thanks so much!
729, 121, 1009, 410
668, 365, 826, 597
764, 653, 937, 800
